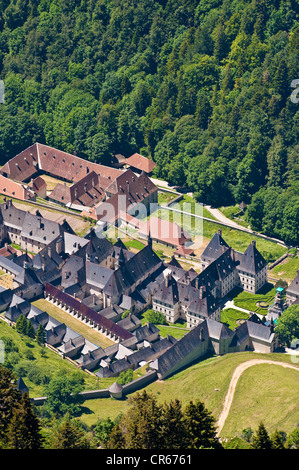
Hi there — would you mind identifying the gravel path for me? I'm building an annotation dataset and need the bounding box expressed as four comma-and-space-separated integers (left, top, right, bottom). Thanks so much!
216, 359, 299, 436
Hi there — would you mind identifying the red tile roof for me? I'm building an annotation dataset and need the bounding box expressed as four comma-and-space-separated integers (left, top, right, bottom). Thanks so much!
0, 174, 33, 200
49, 171, 106, 207
175, 245, 195, 256
125, 153, 156, 173
138, 216, 192, 247
0, 244, 18, 257
0, 143, 122, 183
28, 176, 47, 191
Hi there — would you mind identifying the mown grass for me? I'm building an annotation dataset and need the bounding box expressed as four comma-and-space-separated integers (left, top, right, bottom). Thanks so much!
221, 308, 250, 330
78, 351, 299, 435
32, 299, 115, 349
221, 362, 299, 437
231, 285, 276, 315
270, 255, 299, 281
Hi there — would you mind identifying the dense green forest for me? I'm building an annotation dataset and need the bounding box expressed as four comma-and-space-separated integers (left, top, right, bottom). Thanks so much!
0, 0, 298, 244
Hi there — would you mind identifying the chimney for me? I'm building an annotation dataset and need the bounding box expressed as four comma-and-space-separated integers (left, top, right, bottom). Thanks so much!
252, 240, 256, 247
165, 274, 170, 287
195, 277, 199, 290
218, 229, 222, 236
48, 245, 52, 258
199, 328, 203, 341
199, 286, 204, 299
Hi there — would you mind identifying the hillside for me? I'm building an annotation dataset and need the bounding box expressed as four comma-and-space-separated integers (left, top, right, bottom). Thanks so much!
0, 0, 298, 244
78, 352, 299, 438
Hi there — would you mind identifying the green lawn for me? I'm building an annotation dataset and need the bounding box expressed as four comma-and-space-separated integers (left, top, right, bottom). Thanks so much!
219, 204, 249, 228
270, 256, 299, 281
153, 203, 287, 264
32, 299, 115, 349
78, 351, 299, 436
231, 285, 276, 315
158, 190, 179, 205
221, 308, 250, 330
221, 362, 299, 437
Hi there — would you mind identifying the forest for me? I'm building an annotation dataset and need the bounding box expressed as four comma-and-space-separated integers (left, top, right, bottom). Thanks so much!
0, 0, 298, 244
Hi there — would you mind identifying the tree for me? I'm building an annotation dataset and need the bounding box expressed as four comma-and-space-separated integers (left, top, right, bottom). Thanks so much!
275, 305, 299, 347
160, 399, 186, 449
183, 400, 222, 449
6, 393, 43, 449
286, 428, 299, 449
16, 314, 28, 336
42, 372, 85, 418
26, 320, 35, 339
36, 324, 45, 345
94, 417, 115, 448
0, 366, 22, 442
118, 391, 163, 449
271, 430, 285, 449
251, 422, 272, 449
50, 415, 92, 449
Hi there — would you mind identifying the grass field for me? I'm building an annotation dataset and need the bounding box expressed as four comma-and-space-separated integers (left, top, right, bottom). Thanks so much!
221, 308, 250, 330
77, 351, 299, 436
270, 256, 299, 281
221, 362, 299, 437
32, 299, 115, 349
231, 285, 276, 315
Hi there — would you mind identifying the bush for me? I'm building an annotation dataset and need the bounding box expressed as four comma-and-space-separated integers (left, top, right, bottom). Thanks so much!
24, 349, 35, 361
118, 369, 134, 385
1, 336, 19, 354
143, 309, 167, 325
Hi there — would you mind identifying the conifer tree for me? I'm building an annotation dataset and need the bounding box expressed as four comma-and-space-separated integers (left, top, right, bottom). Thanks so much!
120, 390, 163, 449
36, 324, 45, 345
6, 393, 43, 449
16, 314, 28, 335
252, 422, 273, 449
50, 415, 91, 449
26, 320, 35, 339
183, 400, 222, 449
271, 430, 285, 449
160, 399, 186, 449
0, 366, 21, 443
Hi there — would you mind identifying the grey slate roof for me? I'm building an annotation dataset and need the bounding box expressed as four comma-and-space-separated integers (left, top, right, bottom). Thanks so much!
103, 244, 163, 298
201, 230, 229, 263
151, 322, 210, 378
192, 248, 236, 291
234, 241, 267, 275
233, 320, 275, 346
64, 232, 89, 255
153, 274, 179, 305
286, 270, 299, 296
0, 253, 24, 276
85, 261, 114, 290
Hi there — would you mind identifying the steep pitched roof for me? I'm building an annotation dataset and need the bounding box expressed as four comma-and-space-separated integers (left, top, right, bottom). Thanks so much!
234, 241, 267, 275
151, 321, 209, 378
192, 248, 235, 291
103, 244, 162, 298
153, 274, 180, 305
0, 142, 122, 183
167, 256, 183, 269
125, 153, 156, 173
201, 229, 229, 263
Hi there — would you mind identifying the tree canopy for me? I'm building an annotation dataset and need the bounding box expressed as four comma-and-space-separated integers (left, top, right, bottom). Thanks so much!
0, 0, 298, 244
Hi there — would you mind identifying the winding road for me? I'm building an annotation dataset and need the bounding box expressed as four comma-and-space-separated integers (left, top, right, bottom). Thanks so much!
216, 359, 299, 436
